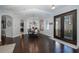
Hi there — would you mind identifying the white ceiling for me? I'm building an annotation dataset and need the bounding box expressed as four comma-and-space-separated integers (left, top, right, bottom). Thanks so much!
0, 5, 61, 18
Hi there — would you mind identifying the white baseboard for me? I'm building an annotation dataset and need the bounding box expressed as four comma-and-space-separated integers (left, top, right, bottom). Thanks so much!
50, 37, 79, 49
12, 33, 27, 38
12, 34, 20, 38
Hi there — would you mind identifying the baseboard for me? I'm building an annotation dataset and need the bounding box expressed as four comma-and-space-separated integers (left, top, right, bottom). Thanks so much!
12, 33, 27, 38
50, 37, 79, 49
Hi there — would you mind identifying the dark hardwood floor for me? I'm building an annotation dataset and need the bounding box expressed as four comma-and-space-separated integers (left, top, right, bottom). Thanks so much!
1, 34, 79, 53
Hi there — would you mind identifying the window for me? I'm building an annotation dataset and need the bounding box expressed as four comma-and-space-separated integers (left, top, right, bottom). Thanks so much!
54, 10, 77, 45
47, 24, 49, 30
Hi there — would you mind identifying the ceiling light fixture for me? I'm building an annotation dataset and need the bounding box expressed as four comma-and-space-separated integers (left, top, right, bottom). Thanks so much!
51, 5, 55, 9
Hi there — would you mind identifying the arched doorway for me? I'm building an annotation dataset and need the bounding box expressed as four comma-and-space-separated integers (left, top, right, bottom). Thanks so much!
1, 15, 13, 45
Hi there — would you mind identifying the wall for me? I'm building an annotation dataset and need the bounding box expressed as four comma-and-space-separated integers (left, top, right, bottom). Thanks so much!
0, 17, 1, 42
0, 11, 21, 38
40, 17, 53, 37
12, 15, 21, 37
6, 15, 13, 37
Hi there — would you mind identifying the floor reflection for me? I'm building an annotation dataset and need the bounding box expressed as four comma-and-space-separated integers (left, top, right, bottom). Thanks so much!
12, 34, 78, 53
63, 45, 74, 53
54, 42, 76, 53
54, 42, 62, 53
19, 34, 25, 52
28, 38, 39, 53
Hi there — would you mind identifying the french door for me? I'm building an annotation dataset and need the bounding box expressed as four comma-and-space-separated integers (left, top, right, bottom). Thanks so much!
54, 9, 77, 45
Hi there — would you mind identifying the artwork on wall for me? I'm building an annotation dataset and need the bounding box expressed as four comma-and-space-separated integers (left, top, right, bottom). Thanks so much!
40, 19, 44, 31
20, 20, 24, 32
7, 20, 12, 27
2, 16, 6, 29
33, 21, 36, 25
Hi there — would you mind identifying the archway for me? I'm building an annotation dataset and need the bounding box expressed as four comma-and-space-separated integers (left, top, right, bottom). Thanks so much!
1, 15, 13, 45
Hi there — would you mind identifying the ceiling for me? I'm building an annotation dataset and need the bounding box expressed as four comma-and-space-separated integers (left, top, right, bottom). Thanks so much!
0, 5, 61, 18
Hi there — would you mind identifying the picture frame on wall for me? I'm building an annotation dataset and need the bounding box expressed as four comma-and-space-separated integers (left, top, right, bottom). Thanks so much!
40, 19, 44, 31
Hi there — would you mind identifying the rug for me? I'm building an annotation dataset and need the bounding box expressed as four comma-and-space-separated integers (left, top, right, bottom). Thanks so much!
0, 43, 16, 53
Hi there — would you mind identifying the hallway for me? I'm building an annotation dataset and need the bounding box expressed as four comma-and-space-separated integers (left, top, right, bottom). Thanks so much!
0, 0, 79, 59
0, 5, 79, 53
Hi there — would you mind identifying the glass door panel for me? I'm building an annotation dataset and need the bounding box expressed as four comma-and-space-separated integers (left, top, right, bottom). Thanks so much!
55, 17, 61, 37
64, 15, 73, 40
